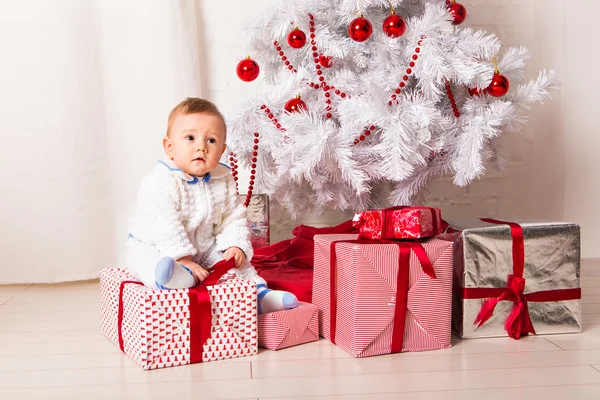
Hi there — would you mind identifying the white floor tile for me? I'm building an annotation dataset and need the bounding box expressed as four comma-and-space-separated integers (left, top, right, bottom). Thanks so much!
399, 334, 561, 356
0, 329, 102, 344
245, 340, 355, 362
584, 314, 600, 324
545, 335, 600, 350
0, 309, 98, 323
0, 352, 138, 371
583, 303, 600, 313
583, 286, 600, 295
583, 277, 600, 288
581, 294, 600, 305
252, 348, 600, 378
0, 340, 116, 357
0, 365, 599, 399
0, 301, 99, 313
0, 361, 251, 389
263, 384, 600, 400
0, 318, 98, 332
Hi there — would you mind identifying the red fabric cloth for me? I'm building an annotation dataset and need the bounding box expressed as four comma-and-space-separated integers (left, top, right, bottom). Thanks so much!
252, 220, 357, 303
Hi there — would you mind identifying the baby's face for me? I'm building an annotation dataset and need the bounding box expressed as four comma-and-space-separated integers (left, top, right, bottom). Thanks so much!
164, 112, 227, 177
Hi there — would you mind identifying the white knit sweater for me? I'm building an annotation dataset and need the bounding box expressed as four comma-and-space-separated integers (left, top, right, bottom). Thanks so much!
128, 159, 253, 268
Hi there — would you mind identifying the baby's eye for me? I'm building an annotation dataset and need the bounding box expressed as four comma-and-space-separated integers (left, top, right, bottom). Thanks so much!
186, 135, 195, 141
207, 138, 217, 144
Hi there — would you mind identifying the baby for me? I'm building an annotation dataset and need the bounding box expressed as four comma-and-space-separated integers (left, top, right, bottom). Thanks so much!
125, 97, 298, 314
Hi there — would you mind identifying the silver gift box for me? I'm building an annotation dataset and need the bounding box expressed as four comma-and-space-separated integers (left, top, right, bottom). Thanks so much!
446, 219, 582, 339
239, 194, 270, 249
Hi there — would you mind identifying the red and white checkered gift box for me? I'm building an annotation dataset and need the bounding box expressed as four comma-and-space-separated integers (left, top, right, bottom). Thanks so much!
100, 266, 258, 370
313, 234, 453, 357
258, 302, 319, 350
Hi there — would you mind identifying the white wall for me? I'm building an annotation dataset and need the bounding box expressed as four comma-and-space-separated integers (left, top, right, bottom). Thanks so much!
562, 0, 600, 259
198, 0, 599, 258
0, 1, 205, 283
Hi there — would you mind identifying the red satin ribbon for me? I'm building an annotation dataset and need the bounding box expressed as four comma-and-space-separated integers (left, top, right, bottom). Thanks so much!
460, 287, 582, 302
378, 206, 440, 240
188, 258, 235, 363
117, 258, 236, 363
328, 239, 434, 353
470, 218, 532, 338
468, 218, 580, 339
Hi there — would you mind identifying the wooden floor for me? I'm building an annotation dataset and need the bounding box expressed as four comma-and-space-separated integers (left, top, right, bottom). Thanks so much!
1, 260, 599, 399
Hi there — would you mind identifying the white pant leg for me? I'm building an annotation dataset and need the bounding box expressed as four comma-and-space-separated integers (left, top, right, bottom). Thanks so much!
234, 261, 266, 286
125, 238, 162, 288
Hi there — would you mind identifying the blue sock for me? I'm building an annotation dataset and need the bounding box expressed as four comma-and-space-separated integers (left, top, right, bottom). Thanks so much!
154, 257, 196, 289
256, 283, 298, 314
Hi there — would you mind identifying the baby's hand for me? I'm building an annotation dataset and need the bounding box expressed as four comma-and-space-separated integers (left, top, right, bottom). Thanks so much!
177, 257, 209, 283
223, 247, 246, 268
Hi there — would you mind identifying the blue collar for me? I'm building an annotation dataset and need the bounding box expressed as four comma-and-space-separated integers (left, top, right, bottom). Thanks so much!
158, 160, 230, 184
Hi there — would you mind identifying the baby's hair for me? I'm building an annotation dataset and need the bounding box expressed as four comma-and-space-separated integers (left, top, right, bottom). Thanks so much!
167, 97, 227, 138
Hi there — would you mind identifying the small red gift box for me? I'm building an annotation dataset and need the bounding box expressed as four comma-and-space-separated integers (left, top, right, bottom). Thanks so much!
353, 206, 443, 240
258, 302, 319, 350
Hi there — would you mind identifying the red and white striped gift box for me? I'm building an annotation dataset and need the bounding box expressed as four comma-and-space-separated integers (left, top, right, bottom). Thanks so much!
258, 302, 319, 350
100, 268, 258, 370
313, 234, 453, 357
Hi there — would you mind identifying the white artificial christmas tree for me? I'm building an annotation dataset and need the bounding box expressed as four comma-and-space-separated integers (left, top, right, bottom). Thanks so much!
227, 0, 557, 218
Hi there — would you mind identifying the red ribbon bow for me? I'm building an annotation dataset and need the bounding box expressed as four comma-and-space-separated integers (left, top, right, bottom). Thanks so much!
117, 258, 236, 363
328, 238, 435, 354
474, 274, 535, 339
472, 219, 534, 339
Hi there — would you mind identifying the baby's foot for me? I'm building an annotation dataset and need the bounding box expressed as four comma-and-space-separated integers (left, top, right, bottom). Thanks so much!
256, 283, 299, 314
155, 257, 197, 289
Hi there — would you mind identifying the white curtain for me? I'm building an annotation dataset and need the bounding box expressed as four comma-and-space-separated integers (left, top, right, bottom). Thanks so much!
0, 0, 203, 283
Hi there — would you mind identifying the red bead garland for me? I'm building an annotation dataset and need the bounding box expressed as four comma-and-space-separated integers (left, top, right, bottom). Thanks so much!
229, 151, 240, 194
229, 132, 261, 208
389, 37, 425, 106
353, 125, 376, 145
444, 79, 460, 118
273, 41, 297, 73
261, 104, 287, 132
308, 14, 338, 119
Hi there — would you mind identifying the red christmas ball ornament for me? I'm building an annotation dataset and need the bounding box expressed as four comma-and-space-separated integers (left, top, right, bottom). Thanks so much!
348, 15, 373, 42
284, 95, 307, 113
287, 27, 307, 49
468, 87, 487, 97
448, 2, 467, 25
319, 54, 333, 68
382, 12, 406, 38
487, 72, 510, 97
236, 56, 260, 82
